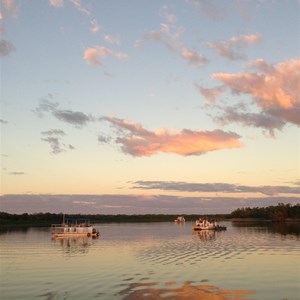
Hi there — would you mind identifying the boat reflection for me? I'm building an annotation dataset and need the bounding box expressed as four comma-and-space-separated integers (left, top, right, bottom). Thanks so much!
119, 280, 254, 300
51, 236, 99, 254
194, 229, 216, 241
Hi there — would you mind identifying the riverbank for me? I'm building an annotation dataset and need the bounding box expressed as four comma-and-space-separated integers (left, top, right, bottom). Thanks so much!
0, 212, 228, 227
1, 211, 300, 227
230, 218, 300, 222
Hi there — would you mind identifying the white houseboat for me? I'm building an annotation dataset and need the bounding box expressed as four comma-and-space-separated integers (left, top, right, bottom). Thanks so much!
192, 218, 226, 231
174, 216, 185, 223
51, 217, 100, 238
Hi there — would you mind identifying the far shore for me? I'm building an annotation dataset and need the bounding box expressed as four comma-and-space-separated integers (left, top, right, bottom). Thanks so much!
1, 213, 300, 227
230, 218, 300, 222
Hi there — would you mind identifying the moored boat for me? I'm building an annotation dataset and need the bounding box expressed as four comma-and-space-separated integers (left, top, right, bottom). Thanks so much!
192, 218, 226, 231
51, 217, 100, 238
174, 216, 185, 223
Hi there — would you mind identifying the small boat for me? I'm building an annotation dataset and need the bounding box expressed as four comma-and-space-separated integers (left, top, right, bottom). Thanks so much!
174, 216, 185, 223
51, 217, 100, 238
192, 218, 226, 231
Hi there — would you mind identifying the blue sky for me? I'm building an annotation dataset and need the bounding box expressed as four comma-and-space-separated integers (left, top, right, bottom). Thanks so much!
0, 0, 299, 214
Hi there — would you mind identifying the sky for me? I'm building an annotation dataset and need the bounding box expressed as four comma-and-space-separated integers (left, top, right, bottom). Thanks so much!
0, 0, 299, 214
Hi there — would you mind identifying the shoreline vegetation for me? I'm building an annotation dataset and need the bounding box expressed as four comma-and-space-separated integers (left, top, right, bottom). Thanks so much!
0, 203, 299, 227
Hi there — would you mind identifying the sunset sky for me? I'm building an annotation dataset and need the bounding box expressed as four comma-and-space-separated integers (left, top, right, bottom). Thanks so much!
1, 0, 299, 214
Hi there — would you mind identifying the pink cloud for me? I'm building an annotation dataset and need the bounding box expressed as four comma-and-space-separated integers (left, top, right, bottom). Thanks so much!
114, 52, 128, 59
90, 19, 100, 33
196, 84, 225, 102
207, 41, 245, 60
181, 49, 209, 67
144, 30, 179, 52
212, 59, 300, 122
197, 59, 300, 134
49, 0, 90, 15
207, 33, 262, 60
49, 0, 64, 7
2, 0, 14, 11
84, 47, 110, 65
102, 116, 242, 156
83, 46, 128, 65
2, 0, 17, 17
143, 6, 208, 68
229, 33, 262, 45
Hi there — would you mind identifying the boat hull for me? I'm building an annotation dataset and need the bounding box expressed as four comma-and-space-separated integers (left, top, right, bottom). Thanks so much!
192, 225, 226, 231
52, 232, 99, 238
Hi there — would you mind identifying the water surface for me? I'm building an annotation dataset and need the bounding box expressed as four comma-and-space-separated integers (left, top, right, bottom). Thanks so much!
0, 221, 299, 299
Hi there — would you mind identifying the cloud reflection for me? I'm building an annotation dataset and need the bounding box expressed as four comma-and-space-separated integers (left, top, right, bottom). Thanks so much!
119, 280, 254, 300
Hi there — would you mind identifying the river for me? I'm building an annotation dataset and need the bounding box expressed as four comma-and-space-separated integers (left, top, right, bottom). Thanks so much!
0, 221, 299, 299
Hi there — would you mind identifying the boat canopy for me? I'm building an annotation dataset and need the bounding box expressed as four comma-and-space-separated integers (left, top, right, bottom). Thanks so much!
64, 218, 91, 225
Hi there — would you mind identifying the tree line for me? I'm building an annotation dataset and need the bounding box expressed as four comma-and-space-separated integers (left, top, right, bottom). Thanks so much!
229, 203, 300, 221
0, 203, 299, 226
0, 212, 225, 226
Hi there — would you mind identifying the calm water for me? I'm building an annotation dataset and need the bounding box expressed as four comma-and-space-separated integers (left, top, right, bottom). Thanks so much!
0, 221, 299, 300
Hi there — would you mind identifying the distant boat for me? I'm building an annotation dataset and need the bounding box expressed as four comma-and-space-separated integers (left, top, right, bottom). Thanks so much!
192, 218, 226, 231
174, 216, 185, 223
51, 217, 100, 238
